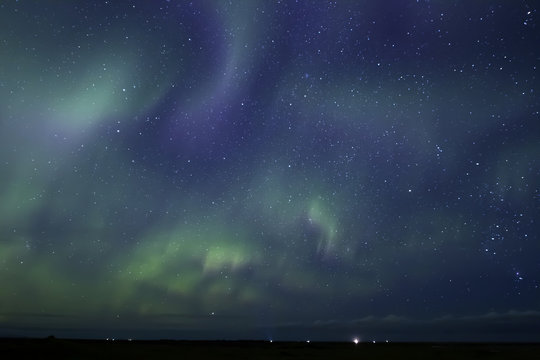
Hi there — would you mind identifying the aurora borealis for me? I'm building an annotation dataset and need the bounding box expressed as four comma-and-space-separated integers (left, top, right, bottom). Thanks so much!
1, 0, 539, 341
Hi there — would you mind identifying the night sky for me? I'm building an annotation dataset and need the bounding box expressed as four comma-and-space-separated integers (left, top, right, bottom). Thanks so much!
1, 1, 539, 342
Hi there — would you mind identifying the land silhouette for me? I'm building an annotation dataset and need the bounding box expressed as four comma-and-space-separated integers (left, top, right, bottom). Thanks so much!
2, 337, 539, 359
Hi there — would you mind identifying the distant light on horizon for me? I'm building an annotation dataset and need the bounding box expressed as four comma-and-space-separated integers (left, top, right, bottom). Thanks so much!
353, 338, 359, 345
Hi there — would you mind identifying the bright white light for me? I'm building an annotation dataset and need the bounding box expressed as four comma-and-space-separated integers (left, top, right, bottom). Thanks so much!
306, 340, 310, 343
353, 338, 359, 345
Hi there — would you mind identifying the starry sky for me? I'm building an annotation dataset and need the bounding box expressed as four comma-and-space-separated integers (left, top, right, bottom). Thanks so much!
1, 0, 539, 342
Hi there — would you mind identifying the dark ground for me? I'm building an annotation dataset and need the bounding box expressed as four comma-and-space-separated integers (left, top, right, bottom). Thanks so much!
1, 338, 539, 359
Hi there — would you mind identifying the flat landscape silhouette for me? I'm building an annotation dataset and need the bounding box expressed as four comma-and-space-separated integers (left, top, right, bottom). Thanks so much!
2, 338, 540, 359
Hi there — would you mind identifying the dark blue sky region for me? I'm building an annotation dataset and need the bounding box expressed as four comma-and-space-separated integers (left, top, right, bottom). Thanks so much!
0, 0, 539, 341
